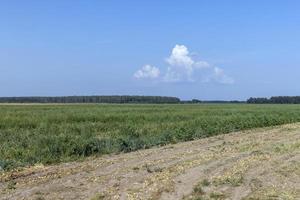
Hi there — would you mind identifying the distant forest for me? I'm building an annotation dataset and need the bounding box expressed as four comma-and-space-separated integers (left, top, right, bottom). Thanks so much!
0, 96, 180, 104
181, 99, 245, 104
1, 95, 300, 104
247, 96, 300, 104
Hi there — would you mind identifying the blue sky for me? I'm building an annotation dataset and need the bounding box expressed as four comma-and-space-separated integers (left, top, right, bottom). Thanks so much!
1, 1, 300, 100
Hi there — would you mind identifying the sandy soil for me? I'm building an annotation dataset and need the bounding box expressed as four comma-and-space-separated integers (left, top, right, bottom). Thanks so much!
1, 123, 299, 200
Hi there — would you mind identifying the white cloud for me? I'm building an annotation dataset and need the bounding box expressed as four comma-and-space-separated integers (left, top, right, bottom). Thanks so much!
164, 45, 195, 82
164, 45, 212, 82
194, 61, 210, 69
166, 45, 194, 67
212, 67, 235, 84
133, 44, 234, 84
133, 65, 160, 79
163, 67, 181, 82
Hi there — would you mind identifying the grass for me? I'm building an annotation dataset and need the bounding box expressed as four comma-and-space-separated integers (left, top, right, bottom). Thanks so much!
200, 179, 210, 187
209, 192, 226, 199
193, 183, 205, 195
1, 103, 300, 170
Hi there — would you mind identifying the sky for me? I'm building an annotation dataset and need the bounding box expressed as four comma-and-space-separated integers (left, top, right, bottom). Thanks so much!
1, 1, 300, 100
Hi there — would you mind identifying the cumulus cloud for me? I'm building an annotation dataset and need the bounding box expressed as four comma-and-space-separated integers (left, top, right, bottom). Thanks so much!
212, 67, 234, 84
133, 44, 234, 84
166, 45, 194, 67
133, 65, 160, 79
164, 45, 211, 82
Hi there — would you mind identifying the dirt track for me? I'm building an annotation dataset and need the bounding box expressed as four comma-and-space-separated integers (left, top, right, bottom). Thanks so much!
1, 123, 300, 200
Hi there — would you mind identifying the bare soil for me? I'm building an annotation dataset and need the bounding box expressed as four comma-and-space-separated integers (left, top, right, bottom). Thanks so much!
1, 123, 300, 200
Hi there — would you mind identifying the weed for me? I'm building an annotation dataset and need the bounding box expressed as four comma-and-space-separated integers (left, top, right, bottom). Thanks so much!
193, 184, 205, 195
7, 181, 16, 190
209, 192, 226, 199
90, 193, 106, 200
201, 179, 210, 187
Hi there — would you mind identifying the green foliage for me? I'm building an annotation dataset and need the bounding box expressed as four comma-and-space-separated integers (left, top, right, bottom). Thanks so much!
209, 192, 226, 199
247, 96, 300, 104
0, 95, 180, 104
193, 184, 204, 195
201, 179, 210, 187
1, 104, 300, 170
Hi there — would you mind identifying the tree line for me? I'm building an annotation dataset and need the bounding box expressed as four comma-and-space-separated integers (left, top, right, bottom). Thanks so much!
247, 96, 300, 104
181, 99, 245, 104
0, 96, 180, 104
2, 95, 299, 104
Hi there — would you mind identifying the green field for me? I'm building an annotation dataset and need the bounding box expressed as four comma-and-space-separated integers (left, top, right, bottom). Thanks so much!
1, 104, 300, 171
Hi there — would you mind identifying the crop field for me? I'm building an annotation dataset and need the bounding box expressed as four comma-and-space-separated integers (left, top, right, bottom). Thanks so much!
1, 103, 300, 171
1, 118, 300, 199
